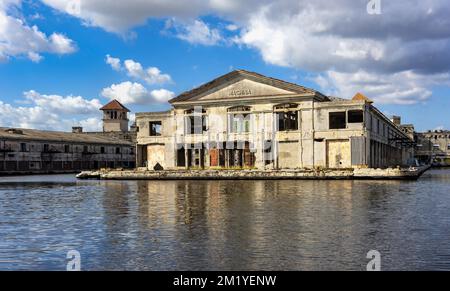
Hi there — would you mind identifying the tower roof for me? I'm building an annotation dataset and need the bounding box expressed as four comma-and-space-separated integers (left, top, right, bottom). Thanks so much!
100, 99, 130, 112
352, 92, 373, 103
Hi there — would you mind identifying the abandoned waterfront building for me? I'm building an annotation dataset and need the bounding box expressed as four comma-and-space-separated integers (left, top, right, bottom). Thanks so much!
0, 99, 136, 174
135, 70, 415, 171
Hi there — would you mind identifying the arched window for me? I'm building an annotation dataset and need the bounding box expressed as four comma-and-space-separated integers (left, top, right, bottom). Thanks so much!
227, 106, 251, 113
274, 103, 298, 110
228, 106, 252, 133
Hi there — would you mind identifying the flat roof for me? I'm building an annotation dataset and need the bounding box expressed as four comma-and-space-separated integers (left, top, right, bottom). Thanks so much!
0, 127, 133, 145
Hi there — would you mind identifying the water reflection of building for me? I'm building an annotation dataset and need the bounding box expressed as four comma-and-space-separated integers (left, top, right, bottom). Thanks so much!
136, 70, 415, 171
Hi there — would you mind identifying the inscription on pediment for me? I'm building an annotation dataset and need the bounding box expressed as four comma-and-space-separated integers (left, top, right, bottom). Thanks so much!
229, 89, 253, 97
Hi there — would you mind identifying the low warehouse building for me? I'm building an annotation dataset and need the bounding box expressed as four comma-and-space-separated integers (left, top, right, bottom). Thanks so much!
0, 99, 136, 174
135, 70, 415, 171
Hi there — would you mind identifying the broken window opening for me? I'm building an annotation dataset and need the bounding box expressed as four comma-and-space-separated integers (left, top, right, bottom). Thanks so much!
149, 121, 162, 136
329, 112, 347, 129
177, 146, 186, 167
348, 110, 364, 123
185, 116, 207, 134
274, 104, 299, 131
276, 111, 298, 131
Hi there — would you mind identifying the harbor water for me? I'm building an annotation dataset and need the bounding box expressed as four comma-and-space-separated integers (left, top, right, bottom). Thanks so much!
1, 168, 450, 270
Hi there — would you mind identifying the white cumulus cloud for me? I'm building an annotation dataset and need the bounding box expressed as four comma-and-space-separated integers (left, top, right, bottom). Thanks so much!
0, 90, 104, 131
150, 88, 175, 103
169, 19, 223, 46
101, 81, 175, 105
20, 0, 450, 105
24, 90, 103, 114
0, 0, 76, 62
124, 59, 172, 84
105, 55, 172, 85
105, 54, 121, 71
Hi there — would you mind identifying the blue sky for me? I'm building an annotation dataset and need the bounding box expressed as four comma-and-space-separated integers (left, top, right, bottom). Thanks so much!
1, 0, 450, 132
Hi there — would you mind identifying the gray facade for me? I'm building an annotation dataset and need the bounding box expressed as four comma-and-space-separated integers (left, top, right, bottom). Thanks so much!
415, 130, 450, 166
0, 99, 136, 175
0, 128, 135, 174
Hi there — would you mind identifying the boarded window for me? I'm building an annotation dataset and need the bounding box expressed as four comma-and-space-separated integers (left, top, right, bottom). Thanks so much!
149, 121, 162, 136
351, 136, 367, 165
329, 112, 346, 129
348, 110, 364, 123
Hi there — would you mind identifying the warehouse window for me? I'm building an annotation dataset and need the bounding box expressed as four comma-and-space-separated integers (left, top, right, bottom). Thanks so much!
149, 121, 162, 136
100, 147, 105, 154
348, 110, 364, 123
329, 112, 346, 129
64, 145, 70, 153
116, 147, 121, 154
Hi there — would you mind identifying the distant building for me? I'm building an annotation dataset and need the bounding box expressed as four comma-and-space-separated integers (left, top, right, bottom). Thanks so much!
415, 130, 450, 166
79, 99, 137, 144
101, 99, 130, 132
0, 99, 136, 174
135, 70, 415, 171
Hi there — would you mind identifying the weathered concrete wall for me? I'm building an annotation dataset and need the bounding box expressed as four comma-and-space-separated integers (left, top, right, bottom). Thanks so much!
415, 131, 450, 166
147, 144, 165, 169
78, 165, 430, 180
0, 139, 135, 174
135, 75, 414, 171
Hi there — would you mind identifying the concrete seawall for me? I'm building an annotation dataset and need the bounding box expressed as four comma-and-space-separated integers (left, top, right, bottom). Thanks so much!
77, 165, 431, 180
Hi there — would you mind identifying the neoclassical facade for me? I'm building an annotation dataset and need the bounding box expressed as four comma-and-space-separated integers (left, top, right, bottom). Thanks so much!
136, 70, 414, 170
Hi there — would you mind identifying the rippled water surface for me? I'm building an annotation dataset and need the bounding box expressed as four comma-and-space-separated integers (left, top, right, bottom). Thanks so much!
1, 169, 450, 270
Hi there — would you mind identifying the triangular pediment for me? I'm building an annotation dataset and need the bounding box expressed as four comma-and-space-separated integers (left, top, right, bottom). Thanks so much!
196, 78, 295, 101
170, 70, 321, 104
